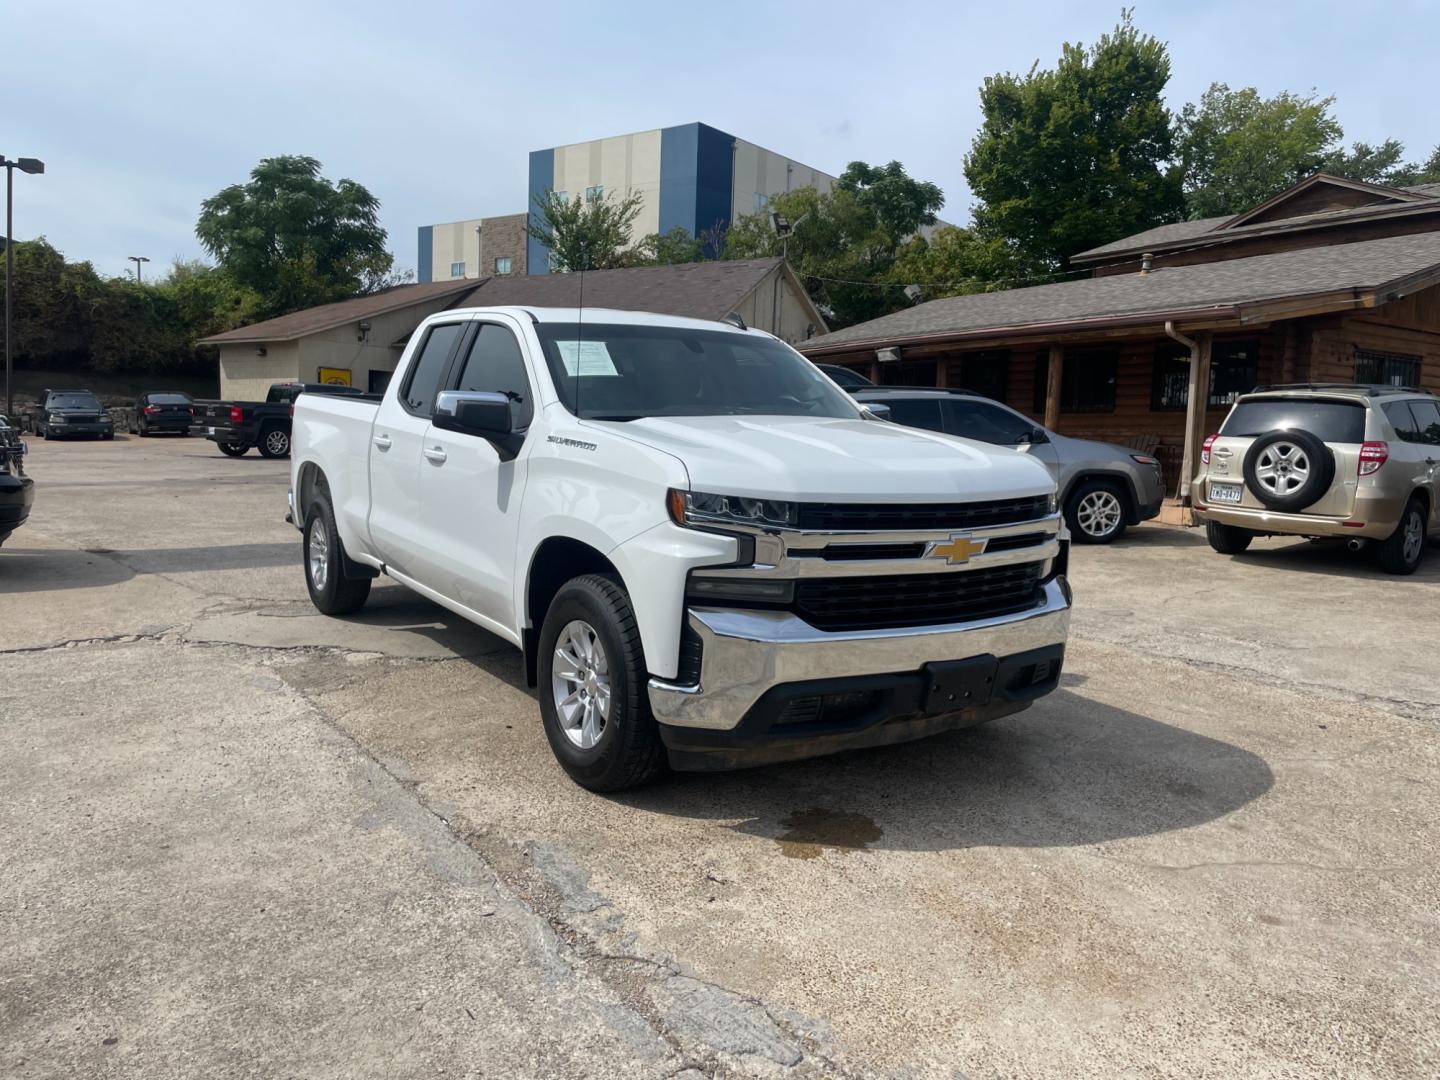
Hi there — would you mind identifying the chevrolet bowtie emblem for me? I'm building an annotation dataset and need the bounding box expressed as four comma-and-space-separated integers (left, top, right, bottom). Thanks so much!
928, 535, 988, 564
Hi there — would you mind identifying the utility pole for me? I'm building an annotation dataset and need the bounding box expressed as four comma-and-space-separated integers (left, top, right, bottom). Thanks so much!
128, 255, 150, 283
2, 154, 46, 421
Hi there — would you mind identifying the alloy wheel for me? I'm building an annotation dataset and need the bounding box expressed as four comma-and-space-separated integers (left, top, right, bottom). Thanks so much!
266, 430, 290, 456
1076, 490, 1122, 538
1403, 509, 1424, 565
550, 620, 611, 750
1254, 441, 1310, 497
308, 517, 330, 591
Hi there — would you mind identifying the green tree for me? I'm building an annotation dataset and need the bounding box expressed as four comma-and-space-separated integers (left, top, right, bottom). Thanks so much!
196, 155, 396, 317
627, 226, 705, 266
835, 160, 943, 239
964, 11, 1183, 269
888, 227, 1041, 302
1324, 141, 1440, 187
724, 160, 948, 327
1177, 84, 1344, 218
525, 188, 644, 272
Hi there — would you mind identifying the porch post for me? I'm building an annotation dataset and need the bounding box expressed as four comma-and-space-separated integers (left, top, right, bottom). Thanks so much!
1042, 344, 1063, 430
1178, 331, 1213, 504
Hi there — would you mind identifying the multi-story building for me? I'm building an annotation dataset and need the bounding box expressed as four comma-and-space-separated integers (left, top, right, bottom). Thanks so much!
417, 123, 835, 282
417, 213, 528, 284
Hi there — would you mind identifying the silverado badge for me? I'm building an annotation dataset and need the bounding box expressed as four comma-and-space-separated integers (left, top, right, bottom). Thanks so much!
927, 534, 988, 564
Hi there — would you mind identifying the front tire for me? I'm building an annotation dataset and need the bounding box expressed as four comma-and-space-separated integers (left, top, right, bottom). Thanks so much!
1375, 498, 1427, 575
303, 493, 371, 615
538, 574, 666, 792
1065, 479, 1128, 544
218, 441, 249, 457
258, 426, 290, 459
1206, 519, 1254, 554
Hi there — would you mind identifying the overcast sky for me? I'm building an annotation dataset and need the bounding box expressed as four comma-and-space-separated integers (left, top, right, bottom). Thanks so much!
9, 0, 1436, 280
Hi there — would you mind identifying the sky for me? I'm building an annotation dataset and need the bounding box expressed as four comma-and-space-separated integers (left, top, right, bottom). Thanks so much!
7, 0, 1437, 280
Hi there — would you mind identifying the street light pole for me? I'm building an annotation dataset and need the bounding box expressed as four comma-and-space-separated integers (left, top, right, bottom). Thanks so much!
2, 155, 45, 421
128, 255, 151, 283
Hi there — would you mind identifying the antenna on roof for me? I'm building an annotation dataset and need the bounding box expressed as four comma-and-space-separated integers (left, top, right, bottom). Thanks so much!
722, 312, 747, 331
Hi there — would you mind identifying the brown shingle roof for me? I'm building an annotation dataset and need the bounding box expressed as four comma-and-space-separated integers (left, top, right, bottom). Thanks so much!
464, 257, 793, 320
198, 279, 480, 344
800, 230, 1440, 355
201, 258, 816, 346
1074, 180, 1440, 263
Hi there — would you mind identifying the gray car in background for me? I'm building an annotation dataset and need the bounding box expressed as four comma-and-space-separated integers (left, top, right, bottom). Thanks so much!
852, 388, 1165, 543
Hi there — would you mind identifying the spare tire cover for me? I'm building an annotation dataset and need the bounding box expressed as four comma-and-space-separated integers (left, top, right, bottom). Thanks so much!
1242, 428, 1335, 512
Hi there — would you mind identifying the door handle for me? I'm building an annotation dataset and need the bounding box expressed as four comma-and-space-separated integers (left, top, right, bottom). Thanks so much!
372, 434, 392, 451
422, 446, 448, 464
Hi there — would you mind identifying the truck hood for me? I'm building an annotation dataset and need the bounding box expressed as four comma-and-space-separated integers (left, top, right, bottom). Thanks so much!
598, 415, 1056, 502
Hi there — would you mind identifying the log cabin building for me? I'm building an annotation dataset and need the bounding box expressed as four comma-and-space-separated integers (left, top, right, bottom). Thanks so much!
799, 174, 1440, 503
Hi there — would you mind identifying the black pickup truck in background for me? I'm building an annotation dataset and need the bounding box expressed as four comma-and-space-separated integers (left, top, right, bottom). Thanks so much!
192, 382, 366, 458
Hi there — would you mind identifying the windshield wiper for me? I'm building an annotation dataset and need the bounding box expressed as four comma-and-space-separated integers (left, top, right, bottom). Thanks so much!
585, 413, 644, 422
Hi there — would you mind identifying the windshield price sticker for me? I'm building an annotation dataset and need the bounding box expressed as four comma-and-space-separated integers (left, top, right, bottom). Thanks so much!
556, 341, 619, 376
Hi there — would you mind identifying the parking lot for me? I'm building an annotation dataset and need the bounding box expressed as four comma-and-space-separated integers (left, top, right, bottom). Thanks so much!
3, 433, 1438, 1078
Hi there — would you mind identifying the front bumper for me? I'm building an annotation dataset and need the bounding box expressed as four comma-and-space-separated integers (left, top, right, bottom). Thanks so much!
48, 421, 112, 436
649, 577, 1071, 768
1193, 490, 1404, 540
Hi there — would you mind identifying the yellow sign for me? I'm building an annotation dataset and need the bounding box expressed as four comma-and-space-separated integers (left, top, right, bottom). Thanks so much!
318, 367, 352, 387
928, 535, 988, 565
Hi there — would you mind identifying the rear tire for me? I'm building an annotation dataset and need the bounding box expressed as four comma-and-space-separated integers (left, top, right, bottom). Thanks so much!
537, 574, 666, 792
1206, 519, 1254, 554
303, 492, 371, 615
1065, 479, 1129, 544
1375, 497, 1427, 575
218, 442, 248, 457
258, 425, 290, 459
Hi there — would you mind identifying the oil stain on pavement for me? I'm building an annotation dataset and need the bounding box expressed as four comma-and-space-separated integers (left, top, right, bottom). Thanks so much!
776, 807, 883, 859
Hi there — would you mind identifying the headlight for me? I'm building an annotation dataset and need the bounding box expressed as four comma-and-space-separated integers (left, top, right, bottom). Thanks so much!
667, 489, 798, 530
50, 413, 67, 423
1047, 490, 1059, 515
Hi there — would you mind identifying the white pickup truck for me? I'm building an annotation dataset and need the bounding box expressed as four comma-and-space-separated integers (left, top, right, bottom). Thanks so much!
290, 306, 1072, 791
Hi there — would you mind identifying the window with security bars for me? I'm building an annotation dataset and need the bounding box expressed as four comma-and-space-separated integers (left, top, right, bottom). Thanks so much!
1355, 350, 1420, 388
1150, 340, 1258, 410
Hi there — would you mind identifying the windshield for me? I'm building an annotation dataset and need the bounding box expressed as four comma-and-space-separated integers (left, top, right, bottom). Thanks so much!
533, 323, 860, 421
48, 393, 102, 409
1221, 398, 1365, 443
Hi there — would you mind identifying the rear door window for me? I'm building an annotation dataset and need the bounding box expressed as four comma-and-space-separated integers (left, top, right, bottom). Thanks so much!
1407, 400, 1440, 446
944, 399, 1035, 444
401, 323, 465, 415
880, 398, 945, 432
1220, 398, 1366, 443
1383, 401, 1422, 443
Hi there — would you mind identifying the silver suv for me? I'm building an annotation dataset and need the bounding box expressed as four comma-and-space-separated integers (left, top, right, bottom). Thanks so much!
1194, 384, 1439, 574
852, 388, 1165, 543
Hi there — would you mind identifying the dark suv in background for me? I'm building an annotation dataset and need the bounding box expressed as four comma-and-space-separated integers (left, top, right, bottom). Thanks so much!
35, 390, 114, 440
852, 387, 1165, 543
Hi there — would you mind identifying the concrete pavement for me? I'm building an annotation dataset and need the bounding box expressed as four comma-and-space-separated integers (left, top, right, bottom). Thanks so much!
2, 433, 1437, 1078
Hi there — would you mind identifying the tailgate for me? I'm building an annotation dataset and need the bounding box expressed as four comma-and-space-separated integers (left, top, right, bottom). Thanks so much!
1206, 397, 1366, 516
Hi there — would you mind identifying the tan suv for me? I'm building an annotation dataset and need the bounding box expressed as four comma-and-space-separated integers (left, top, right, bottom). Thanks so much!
1193, 384, 1439, 574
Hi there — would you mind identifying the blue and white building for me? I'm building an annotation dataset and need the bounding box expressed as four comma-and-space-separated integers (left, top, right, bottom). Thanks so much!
418, 123, 836, 282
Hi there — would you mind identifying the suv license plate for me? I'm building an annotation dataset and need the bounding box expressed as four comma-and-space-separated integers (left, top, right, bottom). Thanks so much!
1209, 481, 1243, 504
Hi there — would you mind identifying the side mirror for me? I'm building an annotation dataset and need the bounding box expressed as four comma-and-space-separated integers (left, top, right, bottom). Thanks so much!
433, 390, 523, 460
861, 402, 892, 421
1023, 427, 1050, 445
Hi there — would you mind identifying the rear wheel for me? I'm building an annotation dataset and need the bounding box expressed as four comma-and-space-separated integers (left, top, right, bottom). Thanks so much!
1065, 480, 1128, 544
1375, 498, 1427, 575
538, 574, 666, 792
303, 493, 371, 615
1206, 519, 1254, 554
218, 441, 248, 457
258, 426, 290, 459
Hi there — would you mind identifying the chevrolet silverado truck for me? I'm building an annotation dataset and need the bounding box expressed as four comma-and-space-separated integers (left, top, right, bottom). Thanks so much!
193, 382, 365, 458
290, 307, 1073, 791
